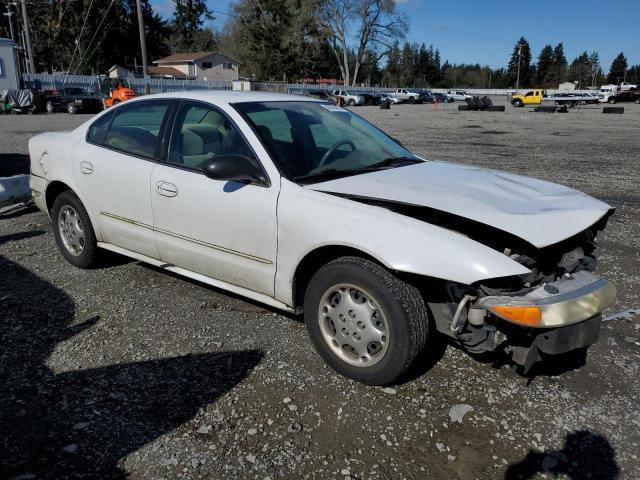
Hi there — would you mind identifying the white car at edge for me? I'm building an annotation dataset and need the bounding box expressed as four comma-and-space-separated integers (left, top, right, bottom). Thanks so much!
29, 91, 616, 385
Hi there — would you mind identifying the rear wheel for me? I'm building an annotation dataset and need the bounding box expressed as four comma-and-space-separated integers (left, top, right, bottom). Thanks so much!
51, 191, 100, 268
608, 97, 616, 104
304, 256, 429, 385
112, 99, 121, 105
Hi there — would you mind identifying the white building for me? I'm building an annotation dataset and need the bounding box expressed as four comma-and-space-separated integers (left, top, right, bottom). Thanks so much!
558, 81, 577, 90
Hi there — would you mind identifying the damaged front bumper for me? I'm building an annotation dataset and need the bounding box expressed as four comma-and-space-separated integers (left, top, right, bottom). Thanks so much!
478, 271, 616, 371
479, 270, 616, 328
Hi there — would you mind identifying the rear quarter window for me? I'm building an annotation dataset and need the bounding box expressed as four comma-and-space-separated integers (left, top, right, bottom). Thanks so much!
87, 111, 114, 145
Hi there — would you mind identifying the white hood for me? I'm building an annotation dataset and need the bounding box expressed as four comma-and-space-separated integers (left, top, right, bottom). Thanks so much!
308, 161, 612, 248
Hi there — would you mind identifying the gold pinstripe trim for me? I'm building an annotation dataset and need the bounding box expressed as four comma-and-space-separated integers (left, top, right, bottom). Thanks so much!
100, 212, 273, 265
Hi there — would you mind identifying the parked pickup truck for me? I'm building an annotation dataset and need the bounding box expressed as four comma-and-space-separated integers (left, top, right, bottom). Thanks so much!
447, 90, 472, 101
45, 87, 103, 114
511, 90, 597, 107
331, 90, 364, 106
390, 88, 422, 104
605, 90, 640, 104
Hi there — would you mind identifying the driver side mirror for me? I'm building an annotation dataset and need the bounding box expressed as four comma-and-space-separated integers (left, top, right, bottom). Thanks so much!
202, 154, 269, 186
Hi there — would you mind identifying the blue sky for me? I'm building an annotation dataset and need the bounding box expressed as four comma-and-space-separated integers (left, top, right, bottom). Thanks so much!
151, 0, 640, 69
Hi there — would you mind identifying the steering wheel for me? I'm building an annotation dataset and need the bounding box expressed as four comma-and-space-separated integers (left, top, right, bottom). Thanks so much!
318, 140, 356, 168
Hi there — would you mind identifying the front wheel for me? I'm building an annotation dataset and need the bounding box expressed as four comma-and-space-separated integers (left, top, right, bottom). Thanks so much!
67, 103, 77, 114
608, 97, 616, 104
51, 191, 100, 268
348, 99, 355, 106
304, 256, 429, 385
512, 99, 523, 107
45, 101, 54, 113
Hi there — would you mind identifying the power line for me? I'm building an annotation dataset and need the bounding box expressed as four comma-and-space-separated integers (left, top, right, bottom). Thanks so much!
63, 0, 95, 81
72, 0, 115, 74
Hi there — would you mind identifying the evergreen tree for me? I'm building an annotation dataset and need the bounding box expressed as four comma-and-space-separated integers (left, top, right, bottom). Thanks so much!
568, 52, 591, 87
382, 43, 401, 86
170, 0, 214, 52
536, 45, 553, 86
399, 42, 416, 86
607, 52, 628, 84
507, 37, 532, 88
550, 43, 567, 85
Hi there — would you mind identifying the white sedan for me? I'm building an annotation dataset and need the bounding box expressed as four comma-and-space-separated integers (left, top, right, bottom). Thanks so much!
29, 91, 616, 385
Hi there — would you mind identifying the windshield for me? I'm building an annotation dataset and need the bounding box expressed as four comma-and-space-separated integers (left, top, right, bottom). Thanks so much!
233, 101, 421, 182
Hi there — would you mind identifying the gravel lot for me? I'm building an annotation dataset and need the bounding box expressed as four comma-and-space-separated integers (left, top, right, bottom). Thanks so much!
1, 100, 639, 479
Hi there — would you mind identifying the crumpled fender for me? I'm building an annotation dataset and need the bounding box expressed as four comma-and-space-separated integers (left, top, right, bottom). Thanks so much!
275, 180, 529, 306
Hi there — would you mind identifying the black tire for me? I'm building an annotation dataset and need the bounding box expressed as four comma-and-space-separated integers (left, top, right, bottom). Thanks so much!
512, 99, 523, 107
608, 97, 616, 104
67, 103, 77, 114
51, 191, 100, 268
303, 256, 429, 385
348, 99, 355, 106
408, 96, 415, 104
635, 98, 640, 104
45, 101, 54, 113
112, 99, 121, 105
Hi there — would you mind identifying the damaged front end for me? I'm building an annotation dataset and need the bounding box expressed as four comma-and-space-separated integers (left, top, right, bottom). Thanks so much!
336, 193, 617, 372
428, 216, 616, 372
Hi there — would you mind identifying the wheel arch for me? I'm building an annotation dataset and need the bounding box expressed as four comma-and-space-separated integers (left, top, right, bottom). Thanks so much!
292, 245, 383, 309
45, 180, 103, 241
45, 180, 73, 212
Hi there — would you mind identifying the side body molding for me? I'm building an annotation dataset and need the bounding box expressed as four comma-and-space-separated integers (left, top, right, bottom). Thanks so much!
274, 180, 530, 306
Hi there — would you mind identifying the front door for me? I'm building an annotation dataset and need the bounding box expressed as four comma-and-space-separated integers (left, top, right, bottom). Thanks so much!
150, 100, 279, 296
73, 100, 172, 258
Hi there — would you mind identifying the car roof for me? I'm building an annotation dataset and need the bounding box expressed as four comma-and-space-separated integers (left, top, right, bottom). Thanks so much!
124, 90, 323, 106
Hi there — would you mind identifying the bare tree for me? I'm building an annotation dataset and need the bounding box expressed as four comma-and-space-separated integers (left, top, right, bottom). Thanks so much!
322, 0, 406, 86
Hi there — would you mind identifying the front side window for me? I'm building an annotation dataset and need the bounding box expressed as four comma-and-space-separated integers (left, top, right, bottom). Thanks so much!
168, 102, 253, 171
234, 101, 420, 181
223, 63, 233, 69
103, 101, 169, 159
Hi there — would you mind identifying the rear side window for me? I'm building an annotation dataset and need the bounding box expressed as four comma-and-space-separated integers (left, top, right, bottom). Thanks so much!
103, 101, 170, 159
87, 111, 113, 145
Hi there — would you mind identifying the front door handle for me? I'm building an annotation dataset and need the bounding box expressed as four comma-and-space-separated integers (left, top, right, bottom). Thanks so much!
156, 181, 178, 197
80, 161, 93, 174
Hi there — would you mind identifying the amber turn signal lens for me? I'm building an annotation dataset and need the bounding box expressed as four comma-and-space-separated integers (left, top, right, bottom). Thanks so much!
490, 305, 542, 326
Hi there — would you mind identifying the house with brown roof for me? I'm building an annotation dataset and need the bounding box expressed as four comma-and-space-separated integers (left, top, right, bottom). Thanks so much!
153, 51, 240, 81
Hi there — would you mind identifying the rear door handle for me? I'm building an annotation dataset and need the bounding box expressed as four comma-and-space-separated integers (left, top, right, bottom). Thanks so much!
80, 161, 93, 174
156, 181, 178, 197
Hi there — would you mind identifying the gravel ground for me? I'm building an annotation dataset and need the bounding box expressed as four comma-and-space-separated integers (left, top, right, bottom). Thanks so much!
1, 100, 639, 480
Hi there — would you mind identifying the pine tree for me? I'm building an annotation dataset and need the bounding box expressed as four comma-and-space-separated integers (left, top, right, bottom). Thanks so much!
607, 52, 628, 84
568, 52, 591, 87
536, 45, 553, 86
507, 37, 532, 88
171, 0, 214, 53
550, 43, 567, 85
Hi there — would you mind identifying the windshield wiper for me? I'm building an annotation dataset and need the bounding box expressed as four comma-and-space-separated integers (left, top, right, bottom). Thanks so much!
364, 156, 422, 170
293, 168, 366, 184
293, 157, 422, 184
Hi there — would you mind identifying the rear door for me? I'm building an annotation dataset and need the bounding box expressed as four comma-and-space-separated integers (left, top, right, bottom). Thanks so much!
73, 100, 172, 258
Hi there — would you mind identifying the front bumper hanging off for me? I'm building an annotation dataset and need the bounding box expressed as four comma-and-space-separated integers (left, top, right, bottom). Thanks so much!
477, 271, 617, 371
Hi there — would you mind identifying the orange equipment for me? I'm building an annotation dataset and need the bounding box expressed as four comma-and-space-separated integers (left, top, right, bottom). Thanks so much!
104, 82, 136, 108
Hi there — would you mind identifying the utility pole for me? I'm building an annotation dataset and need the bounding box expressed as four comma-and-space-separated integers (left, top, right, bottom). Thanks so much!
515, 44, 523, 92
3, 3, 16, 42
20, 0, 35, 73
135, 0, 150, 95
